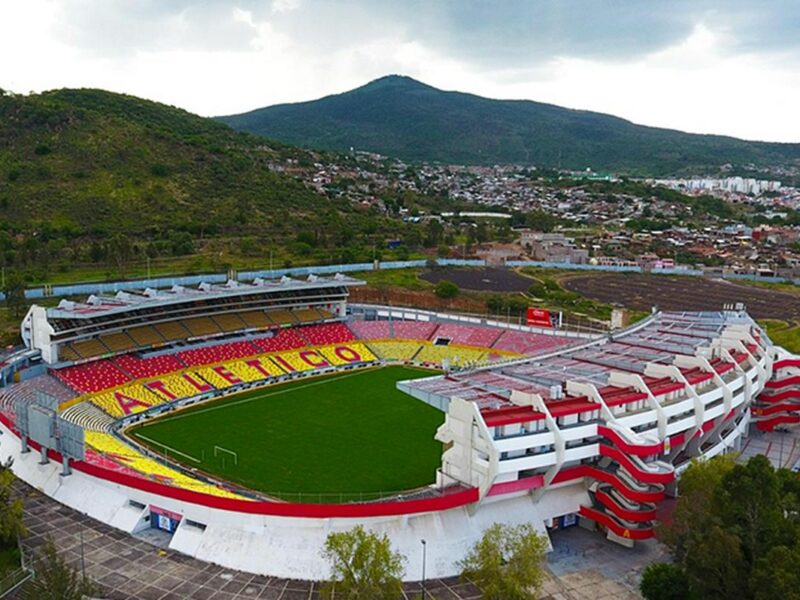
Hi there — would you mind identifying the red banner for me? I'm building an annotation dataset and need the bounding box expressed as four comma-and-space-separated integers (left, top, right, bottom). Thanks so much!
527, 308, 555, 328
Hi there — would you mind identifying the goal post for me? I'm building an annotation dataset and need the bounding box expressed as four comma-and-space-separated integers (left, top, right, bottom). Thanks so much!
214, 445, 239, 469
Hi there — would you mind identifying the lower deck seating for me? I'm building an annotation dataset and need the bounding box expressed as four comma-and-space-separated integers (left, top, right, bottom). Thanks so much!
54, 361, 131, 394
414, 344, 488, 367
84, 432, 244, 499
349, 321, 392, 340
253, 329, 307, 353
300, 323, 355, 346
434, 323, 503, 347
318, 343, 377, 366
492, 330, 572, 355
177, 340, 260, 367
113, 354, 185, 379
366, 340, 422, 361
89, 384, 162, 416
393, 321, 440, 340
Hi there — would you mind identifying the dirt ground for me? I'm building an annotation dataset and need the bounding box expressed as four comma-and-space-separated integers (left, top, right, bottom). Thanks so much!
419, 267, 534, 292
562, 273, 800, 320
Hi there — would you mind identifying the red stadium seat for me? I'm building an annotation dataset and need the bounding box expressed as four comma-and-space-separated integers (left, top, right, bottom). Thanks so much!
177, 340, 260, 367
54, 360, 131, 394
113, 354, 185, 380
298, 323, 355, 346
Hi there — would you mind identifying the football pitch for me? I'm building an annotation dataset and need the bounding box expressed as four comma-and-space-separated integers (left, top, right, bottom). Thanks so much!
128, 366, 444, 501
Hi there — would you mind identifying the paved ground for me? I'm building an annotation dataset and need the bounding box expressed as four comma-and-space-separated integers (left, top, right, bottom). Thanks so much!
541, 526, 668, 600
13, 480, 481, 600
739, 426, 800, 469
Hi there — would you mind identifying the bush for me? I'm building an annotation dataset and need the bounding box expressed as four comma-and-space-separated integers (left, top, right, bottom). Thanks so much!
640, 563, 691, 600
434, 279, 459, 299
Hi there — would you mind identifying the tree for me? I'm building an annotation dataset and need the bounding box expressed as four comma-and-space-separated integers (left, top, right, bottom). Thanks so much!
107, 233, 132, 276
459, 523, 547, 600
751, 545, 800, 600
24, 538, 96, 600
2, 271, 27, 319
434, 280, 459, 300
639, 563, 691, 600
684, 525, 748, 600
660, 454, 736, 563
321, 525, 405, 600
0, 459, 25, 543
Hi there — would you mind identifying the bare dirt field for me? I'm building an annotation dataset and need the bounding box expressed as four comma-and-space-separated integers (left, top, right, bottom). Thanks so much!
562, 273, 800, 320
419, 267, 534, 292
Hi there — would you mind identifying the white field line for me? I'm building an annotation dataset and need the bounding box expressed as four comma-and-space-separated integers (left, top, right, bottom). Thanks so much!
135, 434, 202, 464
143, 368, 380, 426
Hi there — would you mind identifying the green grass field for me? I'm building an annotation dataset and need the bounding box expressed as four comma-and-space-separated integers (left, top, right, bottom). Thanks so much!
128, 367, 444, 501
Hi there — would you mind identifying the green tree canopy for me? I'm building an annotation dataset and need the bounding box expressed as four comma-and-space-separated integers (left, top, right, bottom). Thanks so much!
459, 523, 547, 600
24, 538, 96, 600
321, 525, 405, 600
639, 563, 691, 600
434, 279, 459, 300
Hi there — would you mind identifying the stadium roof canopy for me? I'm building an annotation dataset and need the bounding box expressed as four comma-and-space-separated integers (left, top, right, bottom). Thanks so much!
46, 274, 364, 320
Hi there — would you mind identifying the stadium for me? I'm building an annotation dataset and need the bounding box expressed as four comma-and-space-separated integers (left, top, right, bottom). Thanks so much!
0, 272, 795, 580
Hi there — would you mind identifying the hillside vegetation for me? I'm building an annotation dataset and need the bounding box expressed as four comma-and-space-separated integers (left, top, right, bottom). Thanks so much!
0, 88, 413, 283
218, 75, 800, 174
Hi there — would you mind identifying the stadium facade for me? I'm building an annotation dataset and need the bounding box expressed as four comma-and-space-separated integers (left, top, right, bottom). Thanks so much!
0, 274, 793, 580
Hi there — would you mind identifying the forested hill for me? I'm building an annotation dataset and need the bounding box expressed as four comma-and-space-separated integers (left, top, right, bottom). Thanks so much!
0, 88, 328, 239
217, 75, 800, 175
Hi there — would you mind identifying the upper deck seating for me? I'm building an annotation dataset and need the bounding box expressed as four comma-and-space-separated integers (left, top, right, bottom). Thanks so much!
239, 310, 273, 329
349, 321, 392, 340
266, 309, 296, 326
99, 332, 137, 353
154, 321, 190, 342
58, 344, 81, 362
71, 338, 110, 359
253, 329, 307, 353
177, 340, 260, 367
212, 313, 247, 333
293, 308, 321, 323
393, 321, 439, 340
300, 323, 356, 346
127, 325, 164, 347
113, 354, 185, 380
182, 316, 221, 337
54, 361, 131, 394
434, 323, 503, 347
492, 330, 572, 355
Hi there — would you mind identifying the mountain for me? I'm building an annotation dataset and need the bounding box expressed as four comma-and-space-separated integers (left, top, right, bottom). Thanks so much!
0, 88, 326, 238
217, 75, 800, 174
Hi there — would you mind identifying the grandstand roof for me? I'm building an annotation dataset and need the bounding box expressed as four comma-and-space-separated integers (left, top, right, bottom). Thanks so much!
402, 310, 759, 424
46, 275, 365, 320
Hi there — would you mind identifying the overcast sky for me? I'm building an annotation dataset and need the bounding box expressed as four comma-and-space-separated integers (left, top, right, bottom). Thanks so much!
2, 0, 799, 142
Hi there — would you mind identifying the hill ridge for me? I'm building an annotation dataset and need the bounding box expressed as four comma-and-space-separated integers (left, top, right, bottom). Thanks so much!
216, 75, 800, 174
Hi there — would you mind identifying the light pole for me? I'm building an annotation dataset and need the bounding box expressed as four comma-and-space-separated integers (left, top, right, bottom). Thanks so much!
421, 539, 427, 599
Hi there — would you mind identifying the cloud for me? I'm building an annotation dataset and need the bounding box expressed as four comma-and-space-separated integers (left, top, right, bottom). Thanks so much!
1, 0, 799, 142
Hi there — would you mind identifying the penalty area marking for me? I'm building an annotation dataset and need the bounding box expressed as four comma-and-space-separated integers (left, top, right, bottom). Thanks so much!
134, 434, 202, 464
143, 368, 381, 426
